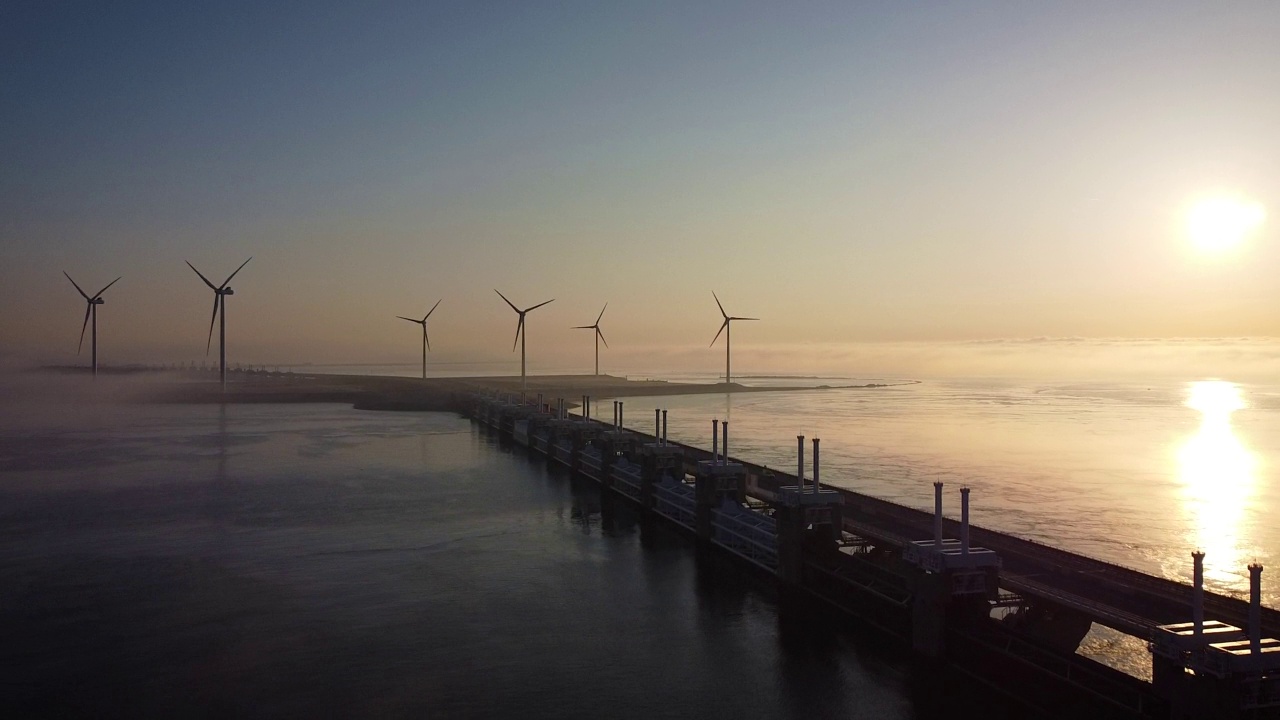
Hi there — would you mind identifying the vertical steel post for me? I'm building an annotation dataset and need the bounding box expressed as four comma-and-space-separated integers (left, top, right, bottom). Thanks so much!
1250, 563, 1264, 654
797, 436, 805, 490
1193, 551, 1205, 640
933, 482, 944, 548
812, 438, 820, 494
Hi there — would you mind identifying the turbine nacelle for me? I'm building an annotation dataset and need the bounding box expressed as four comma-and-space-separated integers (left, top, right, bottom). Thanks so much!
495, 289, 554, 351
93, 297, 105, 305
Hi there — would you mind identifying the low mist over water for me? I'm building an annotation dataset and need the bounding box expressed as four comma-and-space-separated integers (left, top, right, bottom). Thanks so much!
0, 400, 1016, 719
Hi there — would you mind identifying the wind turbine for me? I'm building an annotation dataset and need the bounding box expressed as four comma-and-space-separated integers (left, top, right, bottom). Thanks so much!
573, 303, 609, 376
186, 257, 252, 390
397, 299, 442, 380
710, 291, 758, 386
495, 289, 554, 395
63, 272, 121, 378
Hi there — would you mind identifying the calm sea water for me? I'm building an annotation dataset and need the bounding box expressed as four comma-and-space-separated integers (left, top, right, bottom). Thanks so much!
592, 375, 1280, 678
0, 399, 1013, 719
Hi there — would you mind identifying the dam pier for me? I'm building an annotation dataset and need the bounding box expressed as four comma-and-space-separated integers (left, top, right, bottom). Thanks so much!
471, 392, 1280, 720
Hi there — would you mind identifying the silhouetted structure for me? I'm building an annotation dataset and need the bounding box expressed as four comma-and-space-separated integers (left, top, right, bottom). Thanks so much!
397, 298, 441, 379
63, 272, 121, 378
495, 289, 553, 396
572, 303, 609, 375
710, 291, 758, 385
186, 257, 251, 391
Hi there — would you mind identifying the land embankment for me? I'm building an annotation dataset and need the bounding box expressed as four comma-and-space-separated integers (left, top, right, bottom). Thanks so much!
32, 367, 911, 411
149, 372, 836, 410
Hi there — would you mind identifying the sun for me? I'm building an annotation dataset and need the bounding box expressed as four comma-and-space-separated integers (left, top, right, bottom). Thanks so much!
1185, 195, 1266, 253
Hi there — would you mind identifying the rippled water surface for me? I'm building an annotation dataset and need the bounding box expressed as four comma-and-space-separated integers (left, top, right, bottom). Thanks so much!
0, 400, 1012, 719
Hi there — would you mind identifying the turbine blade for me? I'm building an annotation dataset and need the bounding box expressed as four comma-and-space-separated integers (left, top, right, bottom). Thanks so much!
220, 256, 252, 289
733, 316, 760, 321
712, 291, 727, 319
77, 304, 91, 353
512, 316, 524, 352
597, 327, 608, 348
710, 318, 728, 347
495, 289, 519, 313
93, 276, 122, 299
397, 315, 422, 324
425, 298, 442, 319
595, 302, 607, 325
424, 325, 431, 352
525, 298, 554, 312
572, 325, 593, 329
206, 295, 219, 355
63, 272, 90, 300
186, 261, 218, 290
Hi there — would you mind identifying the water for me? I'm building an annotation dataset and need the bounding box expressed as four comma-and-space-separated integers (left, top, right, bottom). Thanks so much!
5, 371, 1275, 703
594, 375, 1280, 678
0, 400, 1010, 719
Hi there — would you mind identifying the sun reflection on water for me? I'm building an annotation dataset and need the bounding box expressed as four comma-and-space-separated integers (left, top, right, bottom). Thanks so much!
1178, 380, 1257, 587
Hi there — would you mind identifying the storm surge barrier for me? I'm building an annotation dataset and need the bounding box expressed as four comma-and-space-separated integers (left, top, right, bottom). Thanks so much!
469, 392, 1280, 720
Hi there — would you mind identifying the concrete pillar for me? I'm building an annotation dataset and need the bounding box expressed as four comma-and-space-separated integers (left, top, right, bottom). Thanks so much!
775, 502, 804, 585
960, 487, 970, 556
912, 572, 948, 659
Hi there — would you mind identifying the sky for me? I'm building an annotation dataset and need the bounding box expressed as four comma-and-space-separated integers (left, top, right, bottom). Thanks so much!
2, 1, 1278, 378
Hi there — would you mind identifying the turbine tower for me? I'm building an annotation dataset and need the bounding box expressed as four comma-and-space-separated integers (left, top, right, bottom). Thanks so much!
397, 298, 442, 380
495, 289, 554, 395
187, 257, 252, 390
710, 291, 758, 386
63, 272, 121, 378
573, 303, 609, 376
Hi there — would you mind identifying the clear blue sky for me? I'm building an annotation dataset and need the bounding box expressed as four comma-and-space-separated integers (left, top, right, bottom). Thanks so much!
3, 1, 1277, 373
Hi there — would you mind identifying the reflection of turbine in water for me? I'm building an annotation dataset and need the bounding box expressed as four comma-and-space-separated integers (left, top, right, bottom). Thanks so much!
1178, 381, 1258, 587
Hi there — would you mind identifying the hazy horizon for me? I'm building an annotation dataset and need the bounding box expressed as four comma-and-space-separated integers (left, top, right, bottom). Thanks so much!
4, 2, 1276, 376
11, 336, 1280, 385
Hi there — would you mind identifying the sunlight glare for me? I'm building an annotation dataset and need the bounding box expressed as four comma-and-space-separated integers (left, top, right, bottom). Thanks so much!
1186, 196, 1266, 254
1177, 381, 1257, 587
